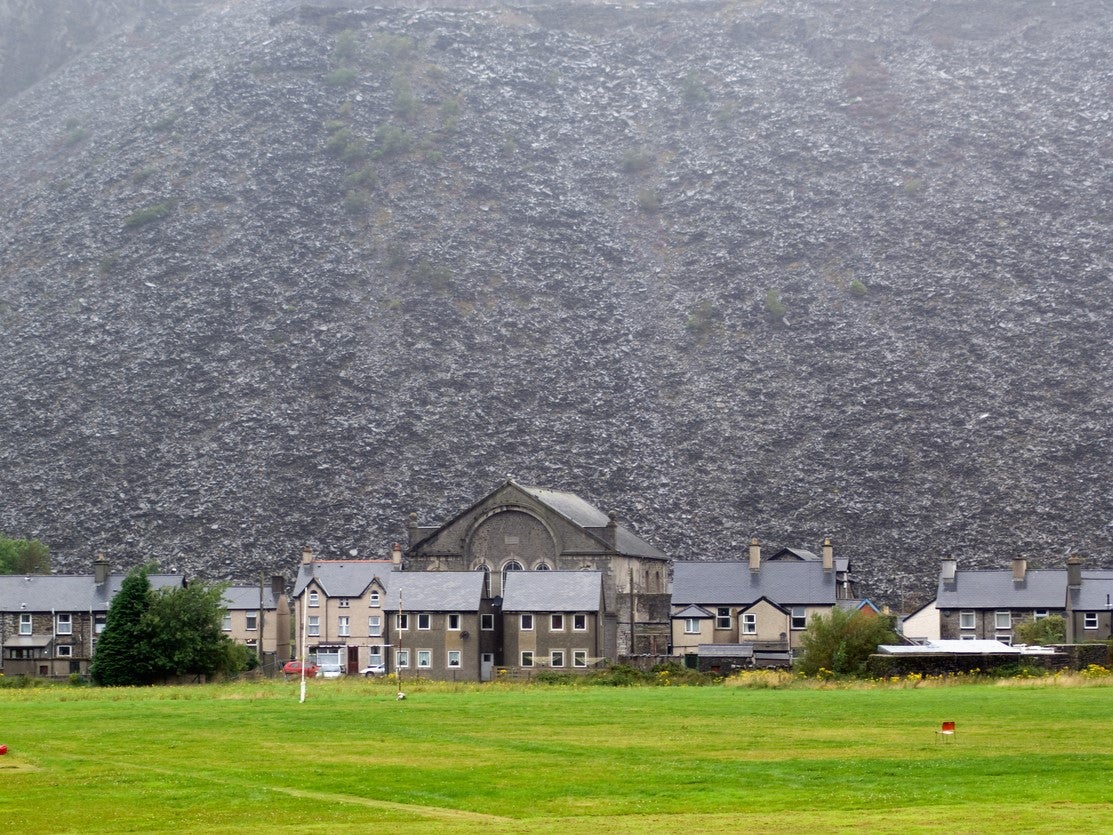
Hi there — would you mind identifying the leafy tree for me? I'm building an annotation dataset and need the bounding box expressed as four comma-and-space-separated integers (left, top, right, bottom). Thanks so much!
0, 534, 50, 574
142, 581, 244, 681
795, 608, 898, 677
1014, 615, 1065, 646
90, 565, 154, 686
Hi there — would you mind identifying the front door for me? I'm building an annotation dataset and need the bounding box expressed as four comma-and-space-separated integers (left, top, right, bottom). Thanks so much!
481, 653, 494, 682
347, 645, 360, 675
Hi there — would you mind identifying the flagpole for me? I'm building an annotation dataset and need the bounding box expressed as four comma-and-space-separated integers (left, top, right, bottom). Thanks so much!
397, 588, 404, 699
299, 582, 308, 703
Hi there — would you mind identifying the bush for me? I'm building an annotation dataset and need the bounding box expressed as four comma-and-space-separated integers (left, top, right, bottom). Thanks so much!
764, 288, 787, 322
1014, 615, 1066, 646
849, 279, 868, 297
325, 67, 358, 87
123, 203, 171, 229
795, 609, 898, 677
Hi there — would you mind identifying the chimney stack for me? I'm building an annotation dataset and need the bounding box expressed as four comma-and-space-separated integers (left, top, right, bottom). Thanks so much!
822, 537, 834, 571
749, 537, 761, 572
301, 546, 314, 565
270, 575, 286, 597
1012, 556, 1027, 583
391, 542, 402, 567
1067, 554, 1083, 588
941, 556, 957, 583
94, 551, 110, 585
604, 511, 618, 546
407, 512, 419, 545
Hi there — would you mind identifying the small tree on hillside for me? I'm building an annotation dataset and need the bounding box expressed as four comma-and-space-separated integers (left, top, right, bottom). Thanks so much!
90, 565, 154, 686
0, 534, 50, 574
1014, 615, 1066, 646
795, 608, 898, 677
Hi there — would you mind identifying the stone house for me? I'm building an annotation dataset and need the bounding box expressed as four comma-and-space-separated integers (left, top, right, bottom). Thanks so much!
1065, 557, 1113, 643
403, 479, 671, 655
221, 578, 292, 668
670, 538, 843, 666
935, 556, 1066, 643
500, 570, 612, 673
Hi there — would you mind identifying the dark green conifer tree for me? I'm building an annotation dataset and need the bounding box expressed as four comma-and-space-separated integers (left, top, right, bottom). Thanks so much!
90, 565, 153, 686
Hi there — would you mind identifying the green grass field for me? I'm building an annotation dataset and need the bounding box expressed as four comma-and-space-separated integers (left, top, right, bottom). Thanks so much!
2, 677, 1112, 832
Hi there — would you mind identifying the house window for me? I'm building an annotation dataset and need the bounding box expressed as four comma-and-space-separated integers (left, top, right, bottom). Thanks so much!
447, 650, 461, 668
684, 618, 700, 634
550, 650, 565, 668
550, 614, 564, 631
369, 648, 383, 666
417, 650, 432, 668
55, 613, 72, 635
447, 614, 461, 631
502, 560, 523, 591
520, 651, 534, 668
521, 614, 534, 631
716, 607, 731, 629
995, 611, 1012, 630
742, 613, 757, 635
996, 634, 1012, 646
1034, 610, 1049, 621
245, 613, 258, 631
536, 562, 551, 571
369, 616, 382, 637
573, 613, 587, 631
573, 650, 588, 668
370, 592, 380, 607
338, 616, 350, 637
396, 649, 410, 668
1084, 613, 1099, 630
790, 607, 807, 630
57, 644, 73, 658
95, 614, 107, 634
308, 591, 319, 608
417, 613, 431, 630
397, 614, 409, 630
338, 598, 350, 609
480, 614, 495, 631
222, 614, 232, 632
959, 611, 975, 630
19, 613, 31, 635
307, 616, 320, 637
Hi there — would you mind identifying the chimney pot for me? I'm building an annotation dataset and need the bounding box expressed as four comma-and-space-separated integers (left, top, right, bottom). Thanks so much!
301, 546, 314, 565
749, 537, 761, 572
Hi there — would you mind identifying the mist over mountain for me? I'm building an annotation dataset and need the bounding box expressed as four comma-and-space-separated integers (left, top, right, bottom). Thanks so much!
1, 0, 1110, 604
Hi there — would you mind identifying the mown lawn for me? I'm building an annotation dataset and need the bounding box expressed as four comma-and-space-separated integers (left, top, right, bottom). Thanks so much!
2, 677, 1111, 832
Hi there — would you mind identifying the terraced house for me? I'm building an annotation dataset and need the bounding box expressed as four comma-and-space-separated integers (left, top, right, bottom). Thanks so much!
935, 556, 1066, 643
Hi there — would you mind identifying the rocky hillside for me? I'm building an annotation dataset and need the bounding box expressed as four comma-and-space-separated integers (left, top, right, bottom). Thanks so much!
1, 0, 1110, 604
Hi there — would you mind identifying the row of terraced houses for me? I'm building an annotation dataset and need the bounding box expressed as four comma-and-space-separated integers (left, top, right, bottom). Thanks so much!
2, 480, 1111, 680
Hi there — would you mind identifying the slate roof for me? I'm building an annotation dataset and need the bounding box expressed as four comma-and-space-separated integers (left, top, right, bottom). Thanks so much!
501, 571, 603, 612
671, 561, 837, 607
698, 643, 755, 658
935, 570, 1066, 609
1072, 570, 1113, 610
674, 604, 714, 619
223, 585, 280, 610
293, 562, 484, 611
0, 573, 184, 613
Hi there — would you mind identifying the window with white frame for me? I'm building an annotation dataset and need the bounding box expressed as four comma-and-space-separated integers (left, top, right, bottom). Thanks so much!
521, 614, 534, 631
307, 615, 320, 637
370, 591, 380, 607
396, 649, 410, 668
742, 613, 757, 634
308, 590, 319, 607
417, 650, 432, 668
222, 614, 232, 631
417, 613, 431, 630
1084, 613, 1099, 630
959, 611, 975, 630
397, 613, 409, 630
369, 648, 383, 666
95, 614, 106, 634
447, 613, 461, 630
960, 634, 977, 641
572, 650, 587, 668
369, 616, 382, 637
338, 616, 350, 637
550, 614, 564, 631
480, 613, 495, 631
447, 650, 461, 668
19, 613, 31, 635
716, 607, 731, 629
245, 613, 258, 631
1034, 610, 1049, 621
684, 618, 701, 634
520, 651, 534, 668
790, 607, 807, 630
995, 611, 1011, 630
57, 645, 72, 658
573, 613, 587, 631
56, 613, 72, 635
245, 639, 257, 649
338, 598, 350, 608
550, 650, 565, 668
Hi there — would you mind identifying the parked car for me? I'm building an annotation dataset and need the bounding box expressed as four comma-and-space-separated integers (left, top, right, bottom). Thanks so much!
360, 663, 386, 677
282, 660, 319, 679
318, 662, 344, 679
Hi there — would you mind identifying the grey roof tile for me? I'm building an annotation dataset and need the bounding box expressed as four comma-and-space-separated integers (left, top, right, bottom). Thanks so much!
0, 573, 184, 613
935, 570, 1066, 609
671, 561, 836, 607
1074, 570, 1113, 610
501, 571, 603, 612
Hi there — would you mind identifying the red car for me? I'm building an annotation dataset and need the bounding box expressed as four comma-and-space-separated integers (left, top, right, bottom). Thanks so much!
282, 660, 319, 679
